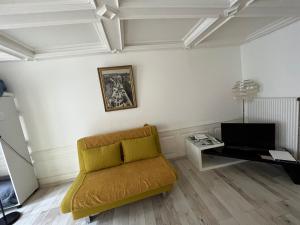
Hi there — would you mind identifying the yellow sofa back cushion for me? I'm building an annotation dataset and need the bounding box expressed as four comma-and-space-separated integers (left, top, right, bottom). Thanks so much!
122, 135, 160, 163
77, 125, 161, 172
82, 142, 122, 172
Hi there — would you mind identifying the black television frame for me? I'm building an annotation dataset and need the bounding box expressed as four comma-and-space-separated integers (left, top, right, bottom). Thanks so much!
221, 123, 276, 152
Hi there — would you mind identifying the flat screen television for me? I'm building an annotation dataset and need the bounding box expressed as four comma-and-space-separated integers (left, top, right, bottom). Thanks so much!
221, 123, 275, 152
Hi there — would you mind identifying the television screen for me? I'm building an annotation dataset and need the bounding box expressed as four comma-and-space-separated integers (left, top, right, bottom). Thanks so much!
221, 123, 275, 151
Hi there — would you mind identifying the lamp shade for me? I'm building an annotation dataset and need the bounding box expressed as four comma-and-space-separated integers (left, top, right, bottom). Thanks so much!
232, 80, 259, 100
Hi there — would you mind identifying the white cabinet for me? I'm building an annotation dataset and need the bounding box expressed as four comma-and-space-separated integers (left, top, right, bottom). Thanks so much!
185, 135, 245, 171
0, 94, 39, 206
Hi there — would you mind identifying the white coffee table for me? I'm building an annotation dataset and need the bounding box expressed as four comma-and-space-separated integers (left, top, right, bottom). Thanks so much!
185, 134, 245, 171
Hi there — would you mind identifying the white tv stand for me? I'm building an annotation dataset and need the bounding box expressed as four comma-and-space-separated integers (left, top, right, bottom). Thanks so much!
185, 134, 245, 171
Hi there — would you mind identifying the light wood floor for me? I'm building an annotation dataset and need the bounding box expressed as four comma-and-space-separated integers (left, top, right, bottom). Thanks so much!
11, 158, 300, 225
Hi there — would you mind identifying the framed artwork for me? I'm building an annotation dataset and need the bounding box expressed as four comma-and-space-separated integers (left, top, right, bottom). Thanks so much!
97, 65, 137, 112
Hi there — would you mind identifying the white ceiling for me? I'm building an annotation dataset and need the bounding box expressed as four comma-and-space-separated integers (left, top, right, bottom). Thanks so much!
3, 23, 101, 51
124, 19, 199, 46
201, 17, 282, 47
0, 0, 299, 61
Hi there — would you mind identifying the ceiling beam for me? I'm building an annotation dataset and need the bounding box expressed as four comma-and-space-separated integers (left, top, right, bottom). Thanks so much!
238, 7, 300, 17
191, 17, 233, 47
119, 0, 229, 8
0, 0, 96, 16
115, 0, 120, 8
1, 0, 298, 31
182, 18, 219, 48
0, 51, 20, 61
118, 19, 125, 50
101, 18, 123, 52
118, 7, 225, 20
123, 42, 184, 52
0, 0, 298, 59
34, 43, 109, 60
0, 34, 34, 60
245, 17, 300, 43
115, 0, 300, 20
93, 19, 111, 51
182, 0, 257, 48
249, 0, 300, 7
0, 11, 97, 30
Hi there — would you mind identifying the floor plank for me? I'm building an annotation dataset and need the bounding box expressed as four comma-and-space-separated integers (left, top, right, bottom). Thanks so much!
8, 158, 300, 225
112, 203, 129, 225
175, 160, 232, 222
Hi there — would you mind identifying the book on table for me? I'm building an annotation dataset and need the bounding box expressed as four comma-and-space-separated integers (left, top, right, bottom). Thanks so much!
188, 134, 224, 150
269, 150, 296, 162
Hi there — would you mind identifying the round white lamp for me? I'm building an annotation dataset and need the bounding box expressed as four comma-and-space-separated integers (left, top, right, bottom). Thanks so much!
232, 80, 260, 123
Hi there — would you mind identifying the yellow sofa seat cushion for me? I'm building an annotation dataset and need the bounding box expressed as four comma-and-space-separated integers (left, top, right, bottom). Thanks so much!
122, 135, 159, 163
70, 156, 177, 214
60, 172, 86, 214
82, 142, 122, 172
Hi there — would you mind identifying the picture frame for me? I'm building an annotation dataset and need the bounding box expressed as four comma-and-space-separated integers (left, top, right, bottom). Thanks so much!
97, 65, 137, 112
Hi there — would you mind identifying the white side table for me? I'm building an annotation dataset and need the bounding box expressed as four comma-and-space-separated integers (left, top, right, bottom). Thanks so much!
185, 134, 245, 171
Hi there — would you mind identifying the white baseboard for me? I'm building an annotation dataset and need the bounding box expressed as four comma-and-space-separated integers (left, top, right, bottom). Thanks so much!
38, 172, 78, 187
33, 119, 240, 186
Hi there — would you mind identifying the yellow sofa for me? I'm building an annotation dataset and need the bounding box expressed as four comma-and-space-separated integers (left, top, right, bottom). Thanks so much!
60, 125, 177, 220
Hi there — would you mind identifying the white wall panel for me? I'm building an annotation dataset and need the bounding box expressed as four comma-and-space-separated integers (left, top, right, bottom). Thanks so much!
0, 47, 242, 185
32, 120, 235, 186
241, 20, 300, 97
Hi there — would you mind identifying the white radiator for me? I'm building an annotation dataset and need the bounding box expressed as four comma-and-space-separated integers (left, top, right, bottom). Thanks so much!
246, 97, 299, 159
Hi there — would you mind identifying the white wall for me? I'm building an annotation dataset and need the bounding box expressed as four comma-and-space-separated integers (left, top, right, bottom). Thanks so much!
241, 20, 300, 97
0, 47, 242, 184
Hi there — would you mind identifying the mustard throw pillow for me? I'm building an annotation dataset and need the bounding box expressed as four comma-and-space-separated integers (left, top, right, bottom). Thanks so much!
122, 135, 160, 163
82, 142, 122, 172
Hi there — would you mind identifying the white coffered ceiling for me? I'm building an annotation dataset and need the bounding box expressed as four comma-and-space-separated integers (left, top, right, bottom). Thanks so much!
0, 0, 299, 61
124, 19, 198, 47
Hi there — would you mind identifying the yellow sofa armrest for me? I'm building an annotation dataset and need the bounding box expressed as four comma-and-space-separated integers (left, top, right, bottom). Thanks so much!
160, 155, 178, 180
60, 172, 86, 214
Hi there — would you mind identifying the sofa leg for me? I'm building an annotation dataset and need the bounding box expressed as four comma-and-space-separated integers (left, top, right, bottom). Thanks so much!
85, 216, 92, 224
